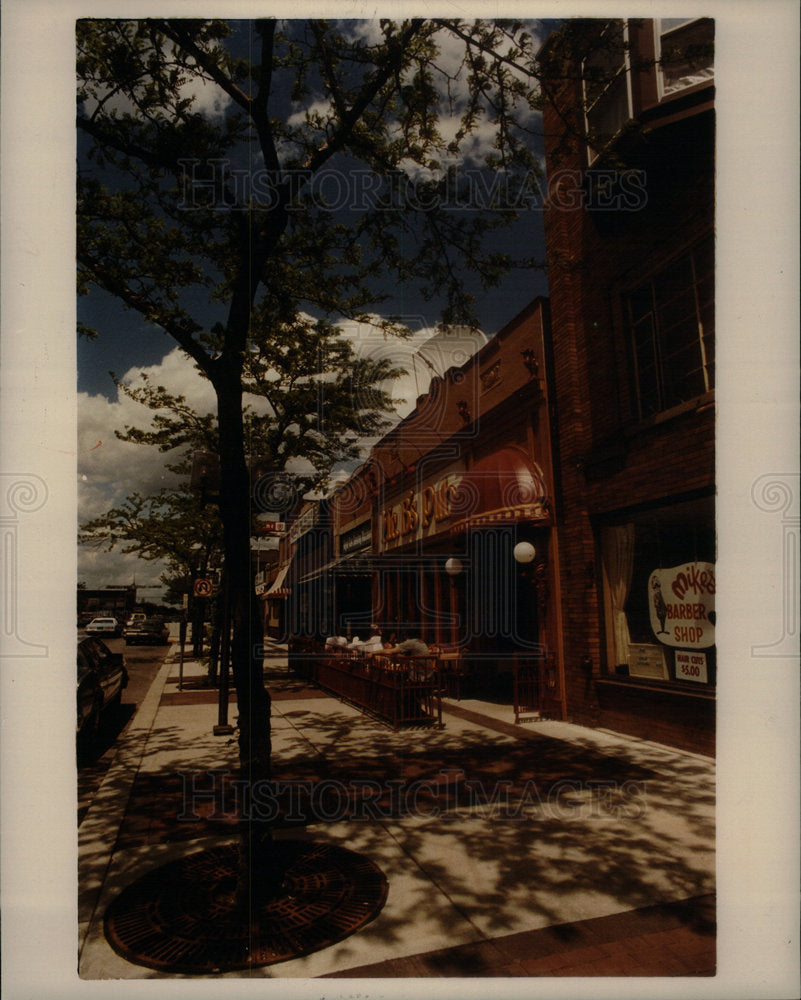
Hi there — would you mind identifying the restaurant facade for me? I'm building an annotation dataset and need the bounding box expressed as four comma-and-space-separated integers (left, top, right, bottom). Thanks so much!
269, 299, 565, 714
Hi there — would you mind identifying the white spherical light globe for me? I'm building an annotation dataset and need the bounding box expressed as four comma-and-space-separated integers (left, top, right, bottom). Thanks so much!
513, 541, 536, 564
444, 557, 463, 576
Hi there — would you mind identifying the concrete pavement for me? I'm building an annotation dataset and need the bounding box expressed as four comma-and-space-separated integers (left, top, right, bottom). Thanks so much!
78, 634, 715, 980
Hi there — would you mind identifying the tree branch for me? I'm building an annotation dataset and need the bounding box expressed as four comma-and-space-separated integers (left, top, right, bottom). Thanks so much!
157, 19, 254, 115
300, 20, 425, 175
78, 250, 215, 378
252, 20, 282, 176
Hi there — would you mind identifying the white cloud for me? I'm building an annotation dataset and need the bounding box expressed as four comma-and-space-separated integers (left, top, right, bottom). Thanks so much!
78, 348, 216, 590
77, 319, 489, 589
80, 31, 232, 124
179, 72, 232, 121
395, 22, 544, 171
285, 21, 543, 178
337, 317, 488, 454
287, 97, 336, 130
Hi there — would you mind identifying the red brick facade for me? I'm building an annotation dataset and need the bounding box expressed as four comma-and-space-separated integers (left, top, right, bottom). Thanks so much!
540, 19, 716, 754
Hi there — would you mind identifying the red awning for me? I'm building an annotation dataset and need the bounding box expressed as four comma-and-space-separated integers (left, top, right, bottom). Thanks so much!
264, 563, 291, 599
450, 447, 550, 534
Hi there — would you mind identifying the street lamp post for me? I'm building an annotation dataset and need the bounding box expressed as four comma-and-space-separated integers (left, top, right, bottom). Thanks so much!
213, 570, 235, 736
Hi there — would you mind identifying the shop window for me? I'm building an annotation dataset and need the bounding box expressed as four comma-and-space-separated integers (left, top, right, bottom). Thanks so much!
582, 21, 632, 163
657, 18, 714, 98
600, 500, 716, 687
626, 235, 714, 420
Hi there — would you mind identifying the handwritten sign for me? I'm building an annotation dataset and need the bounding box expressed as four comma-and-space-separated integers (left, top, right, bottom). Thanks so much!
649, 562, 715, 649
675, 650, 708, 683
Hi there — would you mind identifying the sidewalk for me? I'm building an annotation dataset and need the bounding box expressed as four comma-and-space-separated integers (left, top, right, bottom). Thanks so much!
78, 636, 716, 979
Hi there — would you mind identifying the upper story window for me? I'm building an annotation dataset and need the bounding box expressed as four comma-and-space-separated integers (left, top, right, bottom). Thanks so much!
625, 234, 714, 420
582, 21, 632, 163
657, 18, 714, 97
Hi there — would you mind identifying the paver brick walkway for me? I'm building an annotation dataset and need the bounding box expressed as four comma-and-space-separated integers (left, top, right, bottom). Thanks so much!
322, 894, 716, 977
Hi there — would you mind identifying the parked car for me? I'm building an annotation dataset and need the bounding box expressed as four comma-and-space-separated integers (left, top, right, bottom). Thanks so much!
125, 612, 147, 628
85, 616, 122, 637
123, 617, 170, 646
77, 636, 128, 741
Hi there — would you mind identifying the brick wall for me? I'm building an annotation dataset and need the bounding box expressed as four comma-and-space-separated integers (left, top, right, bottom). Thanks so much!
541, 24, 716, 755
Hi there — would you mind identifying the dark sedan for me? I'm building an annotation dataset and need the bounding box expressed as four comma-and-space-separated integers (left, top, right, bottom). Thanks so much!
77, 636, 128, 742
123, 618, 170, 646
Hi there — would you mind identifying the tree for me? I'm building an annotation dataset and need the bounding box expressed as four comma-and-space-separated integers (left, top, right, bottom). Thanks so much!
79, 480, 224, 654
77, 17, 549, 903
80, 345, 402, 655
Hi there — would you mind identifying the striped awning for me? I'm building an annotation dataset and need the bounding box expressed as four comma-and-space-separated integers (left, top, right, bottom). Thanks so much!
264, 563, 291, 598
449, 447, 551, 534
298, 550, 374, 585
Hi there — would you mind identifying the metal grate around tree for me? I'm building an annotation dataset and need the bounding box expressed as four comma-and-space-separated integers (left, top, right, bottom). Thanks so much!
104, 840, 388, 974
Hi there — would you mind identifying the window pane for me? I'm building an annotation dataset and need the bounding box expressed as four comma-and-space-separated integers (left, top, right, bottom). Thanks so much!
584, 21, 627, 102
662, 345, 707, 406
628, 286, 652, 324
660, 18, 714, 96
636, 362, 661, 416
662, 315, 702, 359
625, 235, 715, 418
583, 21, 629, 160
653, 254, 693, 305
693, 233, 715, 276
701, 324, 715, 389
587, 73, 629, 152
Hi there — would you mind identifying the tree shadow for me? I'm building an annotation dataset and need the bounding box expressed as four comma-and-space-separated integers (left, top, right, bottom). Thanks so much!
80, 678, 715, 977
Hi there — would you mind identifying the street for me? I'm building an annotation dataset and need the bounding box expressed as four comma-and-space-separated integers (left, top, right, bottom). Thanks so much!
77, 632, 171, 825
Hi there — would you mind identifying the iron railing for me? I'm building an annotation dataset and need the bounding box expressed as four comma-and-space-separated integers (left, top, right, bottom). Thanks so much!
288, 641, 442, 730
512, 652, 560, 723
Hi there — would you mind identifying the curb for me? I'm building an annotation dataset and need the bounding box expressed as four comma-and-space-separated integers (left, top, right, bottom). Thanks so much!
78, 653, 176, 957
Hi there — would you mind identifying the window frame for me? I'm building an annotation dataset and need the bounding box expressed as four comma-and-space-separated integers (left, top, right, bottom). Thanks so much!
654, 17, 715, 101
582, 20, 634, 165
597, 495, 716, 691
623, 234, 715, 423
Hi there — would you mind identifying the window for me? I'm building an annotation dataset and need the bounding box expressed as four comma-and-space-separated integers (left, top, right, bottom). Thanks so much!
658, 18, 714, 98
582, 21, 632, 163
626, 235, 714, 419
600, 498, 716, 687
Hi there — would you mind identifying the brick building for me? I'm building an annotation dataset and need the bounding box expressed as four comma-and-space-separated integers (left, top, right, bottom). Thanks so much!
539, 18, 716, 754
275, 301, 563, 709
366, 299, 558, 696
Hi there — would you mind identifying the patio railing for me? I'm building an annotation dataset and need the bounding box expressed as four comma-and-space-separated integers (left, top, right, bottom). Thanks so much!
288, 640, 443, 730
512, 652, 560, 723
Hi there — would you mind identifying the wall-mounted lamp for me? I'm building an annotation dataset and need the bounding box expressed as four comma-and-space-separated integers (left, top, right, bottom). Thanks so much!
445, 557, 463, 576
521, 348, 539, 379
513, 541, 537, 565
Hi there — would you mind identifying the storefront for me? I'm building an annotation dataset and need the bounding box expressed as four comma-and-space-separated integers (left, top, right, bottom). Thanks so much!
263, 561, 290, 638
591, 493, 716, 751
326, 468, 376, 640
365, 299, 564, 708
372, 452, 467, 646
285, 500, 334, 641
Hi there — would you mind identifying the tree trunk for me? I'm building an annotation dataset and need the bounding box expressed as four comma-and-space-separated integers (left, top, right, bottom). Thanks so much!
214, 360, 278, 905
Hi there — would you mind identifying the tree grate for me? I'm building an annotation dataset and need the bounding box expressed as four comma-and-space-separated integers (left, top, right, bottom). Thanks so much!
104, 840, 388, 974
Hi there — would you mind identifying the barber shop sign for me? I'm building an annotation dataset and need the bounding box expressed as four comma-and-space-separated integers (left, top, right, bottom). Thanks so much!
648, 561, 715, 649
